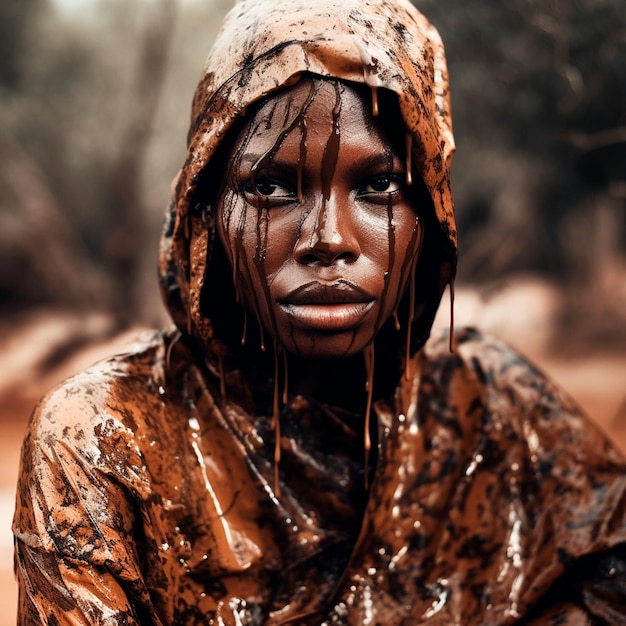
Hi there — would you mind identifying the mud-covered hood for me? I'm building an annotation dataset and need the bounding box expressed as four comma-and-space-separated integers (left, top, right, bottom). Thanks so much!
158, 0, 457, 358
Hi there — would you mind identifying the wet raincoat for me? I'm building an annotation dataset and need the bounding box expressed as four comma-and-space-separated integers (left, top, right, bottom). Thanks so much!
13, 0, 626, 624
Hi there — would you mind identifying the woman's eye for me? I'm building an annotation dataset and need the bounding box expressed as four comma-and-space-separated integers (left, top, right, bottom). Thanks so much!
243, 177, 293, 199
361, 175, 403, 195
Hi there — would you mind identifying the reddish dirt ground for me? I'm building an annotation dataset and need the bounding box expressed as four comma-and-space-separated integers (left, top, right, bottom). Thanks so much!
1, 299, 625, 625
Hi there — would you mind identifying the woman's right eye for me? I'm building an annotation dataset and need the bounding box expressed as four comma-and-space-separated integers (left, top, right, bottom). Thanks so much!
242, 177, 293, 200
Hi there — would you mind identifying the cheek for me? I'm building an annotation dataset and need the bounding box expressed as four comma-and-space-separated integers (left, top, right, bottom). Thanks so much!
385, 208, 422, 301
219, 192, 249, 256
218, 194, 292, 327
217, 190, 237, 258
218, 194, 262, 298
393, 210, 421, 259
218, 193, 266, 268
219, 193, 290, 264
364, 205, 419, 262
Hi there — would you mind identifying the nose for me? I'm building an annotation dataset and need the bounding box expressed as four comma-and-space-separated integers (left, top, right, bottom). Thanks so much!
294, 194, 361, 266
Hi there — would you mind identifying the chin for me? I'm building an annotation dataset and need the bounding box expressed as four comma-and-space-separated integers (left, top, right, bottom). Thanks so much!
282, 331, 372, 361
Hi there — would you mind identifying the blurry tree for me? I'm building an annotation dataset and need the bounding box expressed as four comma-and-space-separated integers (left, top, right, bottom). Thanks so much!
0, 0, 232, 331
0, 0, 46, 88
0, 0, 181, 327
0, 0, 113, 313
416, 0, 626, 270
103, 0, 177, 327
416, 0, 626, 347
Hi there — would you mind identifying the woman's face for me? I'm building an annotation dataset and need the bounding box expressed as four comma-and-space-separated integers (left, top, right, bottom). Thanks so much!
216, 79, 423, 359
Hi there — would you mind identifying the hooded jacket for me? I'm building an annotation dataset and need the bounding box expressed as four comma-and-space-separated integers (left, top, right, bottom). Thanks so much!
13, 0, 626, 624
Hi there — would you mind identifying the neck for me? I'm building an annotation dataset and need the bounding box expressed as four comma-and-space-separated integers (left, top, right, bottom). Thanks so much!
286, 353, 369, 414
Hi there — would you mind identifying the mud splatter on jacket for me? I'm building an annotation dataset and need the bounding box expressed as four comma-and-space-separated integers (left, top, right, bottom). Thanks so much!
13, 0, 626, 624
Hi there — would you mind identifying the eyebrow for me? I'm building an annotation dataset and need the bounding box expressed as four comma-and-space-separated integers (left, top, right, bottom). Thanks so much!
238, 154, 298, 172
356, 152, 404, 171
238, 151, 403, 173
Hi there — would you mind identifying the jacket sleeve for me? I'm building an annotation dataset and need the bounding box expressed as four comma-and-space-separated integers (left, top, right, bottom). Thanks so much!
12, 378, 163, 626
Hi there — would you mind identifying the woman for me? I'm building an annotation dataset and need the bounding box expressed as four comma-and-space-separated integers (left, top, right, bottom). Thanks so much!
13, 0, 626, 624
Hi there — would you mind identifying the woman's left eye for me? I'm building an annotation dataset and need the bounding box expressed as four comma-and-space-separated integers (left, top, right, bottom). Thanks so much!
360, 175, 403, 195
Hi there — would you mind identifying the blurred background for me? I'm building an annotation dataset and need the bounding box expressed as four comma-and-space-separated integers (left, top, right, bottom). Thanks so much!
1, 0, 625, 621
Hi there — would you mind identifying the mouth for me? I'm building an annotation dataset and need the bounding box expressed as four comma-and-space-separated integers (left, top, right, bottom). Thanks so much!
278, 281, 375, 332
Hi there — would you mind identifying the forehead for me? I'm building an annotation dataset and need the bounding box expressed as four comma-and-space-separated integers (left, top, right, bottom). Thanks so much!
255, 79, 368, 118
236, 78, 402, 154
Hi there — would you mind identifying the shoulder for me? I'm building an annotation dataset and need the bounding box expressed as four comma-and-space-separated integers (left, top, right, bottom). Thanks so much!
421, 325, 625, 465
13, 329, 194, 558
20, 329, 177, 494
423, 326, 578, 414
12, 330, 184, 615
420, 327, 626, 566
30, 329, 168, 428
424, 325, 546, 382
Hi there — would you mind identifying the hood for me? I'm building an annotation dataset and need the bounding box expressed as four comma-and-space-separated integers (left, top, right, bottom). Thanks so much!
158, 0, 457, 367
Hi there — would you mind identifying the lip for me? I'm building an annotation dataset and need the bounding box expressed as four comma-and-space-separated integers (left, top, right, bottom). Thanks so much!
278, 281, 375, 332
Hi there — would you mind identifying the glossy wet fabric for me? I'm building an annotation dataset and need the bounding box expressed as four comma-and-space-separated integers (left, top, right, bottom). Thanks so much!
13, 0, 626, 623
13, 328, 626, 624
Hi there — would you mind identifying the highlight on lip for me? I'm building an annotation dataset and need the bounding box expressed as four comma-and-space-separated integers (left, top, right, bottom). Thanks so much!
280, 301, 375, 331
278, 280, 375, 331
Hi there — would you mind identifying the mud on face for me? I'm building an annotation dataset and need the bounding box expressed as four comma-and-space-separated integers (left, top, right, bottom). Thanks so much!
214, 77, 429, 362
